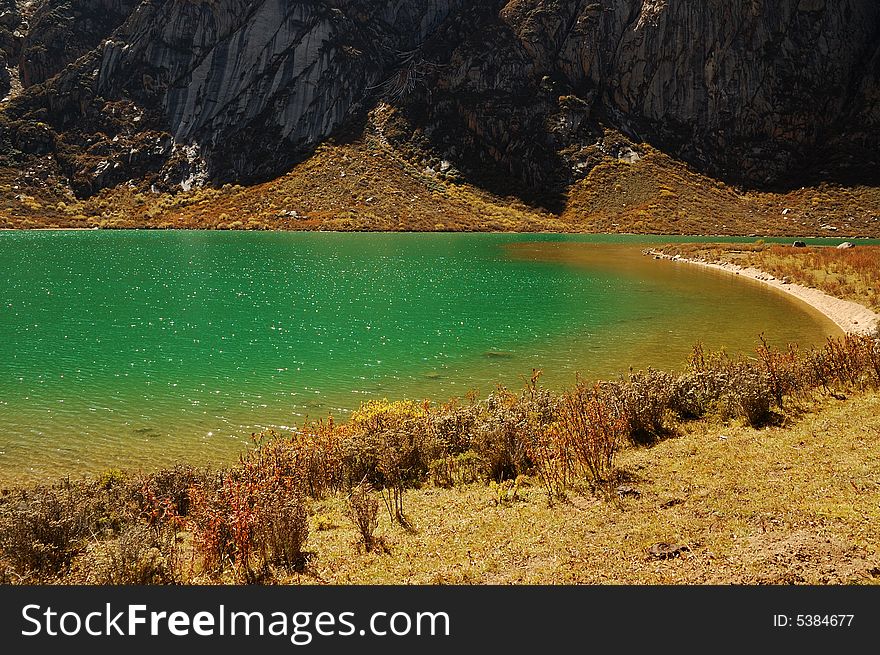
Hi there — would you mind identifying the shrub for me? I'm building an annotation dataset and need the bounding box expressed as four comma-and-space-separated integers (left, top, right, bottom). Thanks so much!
347, 482, 380, 552
669, 370, 722, 419
428, 456, 455, 488
345, 400, 440, 486
287, 420, 347, 498
0, 482, 110, 580
471, 382, 555, 482
253, 478, 310, 573
672, 343, 775, 426
823, 334, 880, 390
528, 424, 570, 504
427, 399, 479, 454
471, 389, 530, 482
188, 479, 236, 578
374, 427, 416, 524
70, 524, 173, 585
189, 436, 312, 581
558, 382, 628, 484
722, 362, 774, 427
137, 465, 206, 520
344, 399, 443, 523
613, 369, 674, 443
756, 336, 807, 409
452, 451, 484, 484
669, 344, 727, 419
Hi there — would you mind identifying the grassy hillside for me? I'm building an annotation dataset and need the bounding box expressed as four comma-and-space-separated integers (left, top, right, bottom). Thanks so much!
306, 391, 880, 585
2, 122, 879, 236
562, 147, 880, 237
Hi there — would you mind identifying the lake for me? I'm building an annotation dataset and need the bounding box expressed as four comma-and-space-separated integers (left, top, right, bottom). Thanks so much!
0, 231, 841, 483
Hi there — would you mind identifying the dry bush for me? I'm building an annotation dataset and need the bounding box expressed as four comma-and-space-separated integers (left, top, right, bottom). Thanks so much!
822, 334, 880, 390
287, 420, 348, 497
374, 428, 416, 523
669, 370, 723, 420
669, 344, 728, 419
670, 336, 880, 428
471, 381, 556, 482
427, 399, 479, 454
344, 400, 443, 523
137, 465, 207, 520
347, 481, 380, 552
558, 382, 628, 484
672, 343, 775, 427
0, 480, 133, 581
188, 435, 311, 582
612, 369, 674, 443
428, 456, 456, 488
109, 525, 171, 584
755, 337, 808, 410
188, 478, 235, 577
345, 400, 440, 486
722, 363, 774, 427
253, 479, 310, 573
528, 424, 571, 504
69, 524, 174, 585
472, 389, 531, 481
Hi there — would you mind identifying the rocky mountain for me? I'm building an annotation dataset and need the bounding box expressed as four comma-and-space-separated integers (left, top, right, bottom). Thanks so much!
0, 0, 878, 202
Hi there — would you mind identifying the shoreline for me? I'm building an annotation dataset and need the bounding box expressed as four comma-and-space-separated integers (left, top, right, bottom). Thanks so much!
646, 249, 880, 336
2, 226, 880, 239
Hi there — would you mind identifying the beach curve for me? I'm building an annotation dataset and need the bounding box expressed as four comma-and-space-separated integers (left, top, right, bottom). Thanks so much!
646, 250, 880, 336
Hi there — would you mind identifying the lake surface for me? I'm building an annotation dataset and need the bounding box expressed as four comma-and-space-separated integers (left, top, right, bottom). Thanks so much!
0, 231, 841, 483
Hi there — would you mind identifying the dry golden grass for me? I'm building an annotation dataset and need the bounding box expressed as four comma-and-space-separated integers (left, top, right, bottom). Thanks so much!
0, 137, 562, 232
744, 247, 880, 312
655, 243, 880, 312
2, 122, 879, 236
297, 392, 880, 584
562, 145, 880, 237
4, 334, 880, 585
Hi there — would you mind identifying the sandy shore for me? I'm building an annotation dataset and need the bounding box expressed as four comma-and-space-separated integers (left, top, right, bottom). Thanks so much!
646, 250, 880, 336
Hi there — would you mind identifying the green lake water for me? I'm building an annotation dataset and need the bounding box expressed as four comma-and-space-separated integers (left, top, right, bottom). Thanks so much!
0, 231, 846, 483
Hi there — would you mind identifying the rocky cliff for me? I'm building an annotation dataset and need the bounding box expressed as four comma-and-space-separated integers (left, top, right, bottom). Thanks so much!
1, 0, 878, 201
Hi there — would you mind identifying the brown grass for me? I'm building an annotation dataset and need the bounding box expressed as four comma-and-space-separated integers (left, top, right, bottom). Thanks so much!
655, 243, 880, 311
562, 144, 880, 236
2, 121, 879, 236
303, 391, 880, 584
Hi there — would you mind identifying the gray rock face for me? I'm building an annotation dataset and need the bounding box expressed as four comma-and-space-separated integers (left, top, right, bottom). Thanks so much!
3, 0, 879, 196
95, 0, 464, 183
414, 0, 880, 191
20, 0, 139, 88
0, 0, 22, 98
597, 0, 880, 182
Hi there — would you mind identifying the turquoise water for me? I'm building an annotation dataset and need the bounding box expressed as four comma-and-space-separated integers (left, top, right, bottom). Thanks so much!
0, 231, 842, 482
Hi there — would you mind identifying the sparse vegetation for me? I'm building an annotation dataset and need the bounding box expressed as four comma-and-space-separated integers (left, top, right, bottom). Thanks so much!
2, 121, 879, 236
2, 332, 880, 585
654, 243, 880, 311
347, 482, 381, 553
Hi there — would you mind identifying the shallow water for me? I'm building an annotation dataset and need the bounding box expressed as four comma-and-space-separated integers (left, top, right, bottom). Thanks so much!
0, 231, 841, 483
